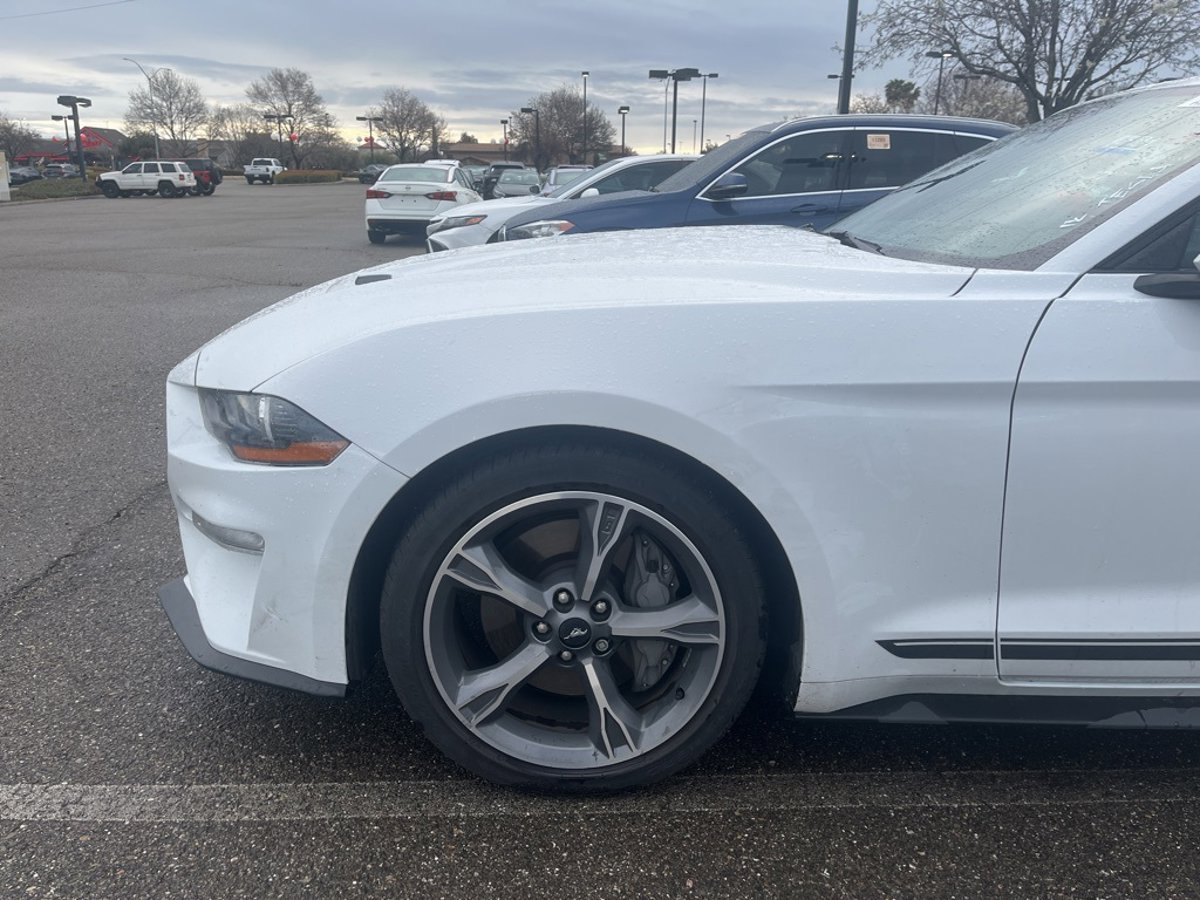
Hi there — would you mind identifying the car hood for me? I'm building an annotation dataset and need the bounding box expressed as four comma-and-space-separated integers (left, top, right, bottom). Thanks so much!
184, 226, 974, 390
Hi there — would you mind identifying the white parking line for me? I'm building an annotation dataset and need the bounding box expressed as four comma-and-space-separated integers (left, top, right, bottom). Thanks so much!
0, 770, 1195, 822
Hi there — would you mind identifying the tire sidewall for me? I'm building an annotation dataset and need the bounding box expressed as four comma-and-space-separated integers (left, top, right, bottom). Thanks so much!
380, 447, 766, 792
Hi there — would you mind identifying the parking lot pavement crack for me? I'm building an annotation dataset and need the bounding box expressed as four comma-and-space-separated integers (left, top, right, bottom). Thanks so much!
1, 479, 168, 605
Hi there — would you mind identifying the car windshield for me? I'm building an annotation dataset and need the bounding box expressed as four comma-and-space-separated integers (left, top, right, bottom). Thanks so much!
551, 169, 588, 186
652, 129, 769, 193
546, 158, 624, 197
380, 166, 449, 183
833, 84, 1200, 271
499, 170, 541, 184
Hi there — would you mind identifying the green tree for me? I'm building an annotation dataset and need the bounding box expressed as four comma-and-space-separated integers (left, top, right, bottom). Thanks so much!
884, 79, 920, 112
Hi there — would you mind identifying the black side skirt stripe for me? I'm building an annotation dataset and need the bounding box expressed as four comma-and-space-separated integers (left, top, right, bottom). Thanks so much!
879, 638, 1200, 662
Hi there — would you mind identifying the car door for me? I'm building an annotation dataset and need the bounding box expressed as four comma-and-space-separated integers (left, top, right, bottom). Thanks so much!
998, 203, 1200, 683
685, 129, 849, 230
141, 162, 160, 190
118, 163, 142, 189
839, 128, 966, 219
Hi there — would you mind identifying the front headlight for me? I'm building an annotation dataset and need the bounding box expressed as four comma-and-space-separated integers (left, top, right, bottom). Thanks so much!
428, 214, 487, 235
502, 220, 576, 241
199, 390, 349, 466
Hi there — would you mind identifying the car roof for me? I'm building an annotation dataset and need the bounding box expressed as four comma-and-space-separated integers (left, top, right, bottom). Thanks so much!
752, 113, 1016, 137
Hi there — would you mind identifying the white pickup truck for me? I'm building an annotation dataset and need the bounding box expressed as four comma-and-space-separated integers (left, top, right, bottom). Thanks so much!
244, 158, 286, 185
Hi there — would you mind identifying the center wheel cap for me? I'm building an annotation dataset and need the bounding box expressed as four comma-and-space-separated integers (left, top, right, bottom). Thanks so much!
558, 618, 592, 649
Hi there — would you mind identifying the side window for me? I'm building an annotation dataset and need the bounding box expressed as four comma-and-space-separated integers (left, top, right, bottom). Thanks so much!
1106, 211, 1200, 273
589, 171, 630, 194
846, 130, 943, 190
726, 131, 847, 197
123, 163, 142, 174
620, 160, 692, 192
954, 133, 992, 156
143, 163, 160, 174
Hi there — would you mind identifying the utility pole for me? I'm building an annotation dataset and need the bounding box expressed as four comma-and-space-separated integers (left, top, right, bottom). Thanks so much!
837, 0, 859, 114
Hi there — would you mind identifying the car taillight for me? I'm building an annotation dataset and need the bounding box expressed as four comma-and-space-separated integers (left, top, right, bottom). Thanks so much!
366, 188, 390, 199
425, 190, 457, 201
178, 174, 186, 181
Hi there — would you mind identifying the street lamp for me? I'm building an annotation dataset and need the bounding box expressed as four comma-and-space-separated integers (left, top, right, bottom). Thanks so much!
617, 105, 629, 156
953, 72, 982, 113
648, 68, 699, 154
581, 71, 589, 164
122, 57, 171, 159
925, 49, 955, 114
649, 70, 670, 152
837, 0, 860, 114
500, 118, 509, 161
50, 113, 71, 148
55, 95, 90, 179
692, 119, 698, 154
699, 73, 718, 152
520, 106, 541, 170
264, 113, 294, 158
355, 114, 382, 162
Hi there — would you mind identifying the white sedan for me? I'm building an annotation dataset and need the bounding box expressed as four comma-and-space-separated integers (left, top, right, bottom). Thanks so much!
365, 164, 481, 244
426, 154, 698, 252
162, 78, 1200, 791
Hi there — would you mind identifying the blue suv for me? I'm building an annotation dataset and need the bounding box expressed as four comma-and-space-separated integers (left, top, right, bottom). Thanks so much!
500, 114, 1015, 241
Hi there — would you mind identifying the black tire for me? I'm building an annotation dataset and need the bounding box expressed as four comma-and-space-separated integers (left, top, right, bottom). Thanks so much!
379, 443, 767, 792
100, 182, 119, 198
367, 228, 387, 245
267, 174, 276, 185
245, 176, 255, 185
200, 182, 215, 196
158, 181, 177, 198
119, 190, 132, 198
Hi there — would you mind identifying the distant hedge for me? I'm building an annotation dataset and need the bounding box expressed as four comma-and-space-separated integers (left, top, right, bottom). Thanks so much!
10, 178, 100, 200
275, 170, 343, 184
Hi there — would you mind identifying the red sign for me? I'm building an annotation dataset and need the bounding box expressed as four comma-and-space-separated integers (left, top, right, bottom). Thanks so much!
289, 132, 298, 142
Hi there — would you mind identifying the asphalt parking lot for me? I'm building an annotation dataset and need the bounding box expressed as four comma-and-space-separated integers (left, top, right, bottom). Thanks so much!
4, 178, 1200, 898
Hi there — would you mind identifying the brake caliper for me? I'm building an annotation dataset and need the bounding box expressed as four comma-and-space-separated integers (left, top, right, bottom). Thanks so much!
623, 531, 679, 691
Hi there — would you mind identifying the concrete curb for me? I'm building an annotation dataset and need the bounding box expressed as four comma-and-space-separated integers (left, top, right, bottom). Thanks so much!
1, 192, 105, 207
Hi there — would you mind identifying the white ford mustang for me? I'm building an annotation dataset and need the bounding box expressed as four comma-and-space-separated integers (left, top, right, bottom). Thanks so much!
162, 79, 1200, 790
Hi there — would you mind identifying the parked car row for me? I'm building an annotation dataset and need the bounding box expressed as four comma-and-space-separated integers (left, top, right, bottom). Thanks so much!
95, 158, 225, 198
166, 80, 1200, 794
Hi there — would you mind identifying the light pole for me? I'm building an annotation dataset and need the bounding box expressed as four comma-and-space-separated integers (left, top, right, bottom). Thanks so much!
837, 0, 859, 114
699, 72, 718, 151
581, 71, 589, 164
692, 119, 698, 154
264, 113, 293, 159
122, 57, 170, 158
617, 105, 629, 156
925, 50, 955, 114
953, 73, 982, 114
827, 73, 842, 113
649, 70, 669, 152
55, 95, 90, 179
355, 115, 382, 162
500, 118, 509, 160
520, 106, 540, 170
648, 68, 699, 154
50, 113, 71, 151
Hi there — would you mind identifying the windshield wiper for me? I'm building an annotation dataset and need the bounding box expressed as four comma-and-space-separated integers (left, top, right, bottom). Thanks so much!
826, 229, 885, 256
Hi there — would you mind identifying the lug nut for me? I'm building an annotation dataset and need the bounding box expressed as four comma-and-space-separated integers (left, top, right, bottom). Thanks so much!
534, 621, 551, 637
559, 650, 575, 662
591, 599, 610, 619
553, 589, 574, 609
594, 638, 611, 654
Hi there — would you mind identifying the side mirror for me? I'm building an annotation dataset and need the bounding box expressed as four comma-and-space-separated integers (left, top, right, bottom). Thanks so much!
580, 187, 600, 198
1134, 272, 1200, 299
706, 172, 749, 200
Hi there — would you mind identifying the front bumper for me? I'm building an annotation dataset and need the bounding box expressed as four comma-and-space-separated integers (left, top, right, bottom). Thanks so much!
159, 578, 345, 696
425, 223, 498, 253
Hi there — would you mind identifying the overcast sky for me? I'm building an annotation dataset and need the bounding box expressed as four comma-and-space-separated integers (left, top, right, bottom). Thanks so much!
1, 0, 910, 153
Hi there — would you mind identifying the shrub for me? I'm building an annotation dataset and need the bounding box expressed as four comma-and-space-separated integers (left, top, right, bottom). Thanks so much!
10, 178, 100, 200
275, 169, 343, 184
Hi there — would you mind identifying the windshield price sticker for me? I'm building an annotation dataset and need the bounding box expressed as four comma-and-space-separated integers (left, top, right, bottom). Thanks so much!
866, 134, 892, 151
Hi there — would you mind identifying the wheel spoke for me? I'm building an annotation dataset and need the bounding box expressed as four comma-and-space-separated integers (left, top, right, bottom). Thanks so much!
452, 640, 552, 726
574, 499, 632, 604
609, 595, 721, 645
581, 656, 643, 759
443, 541, 549, 616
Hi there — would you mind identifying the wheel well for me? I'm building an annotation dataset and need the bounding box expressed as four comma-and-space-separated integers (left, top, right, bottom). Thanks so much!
344, 426, 803, 705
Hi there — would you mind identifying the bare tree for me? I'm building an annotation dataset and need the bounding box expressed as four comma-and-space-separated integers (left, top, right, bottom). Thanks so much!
0, 111, 40, 162
374, 89, 442, 162
246, 68, 338, 168
507, 86, 616, 167
850, 93, 891, 113
861, 0, 1200, 123
125, 69, 209, 156
210, 103, 277, 166
919, 74, 1028, 124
